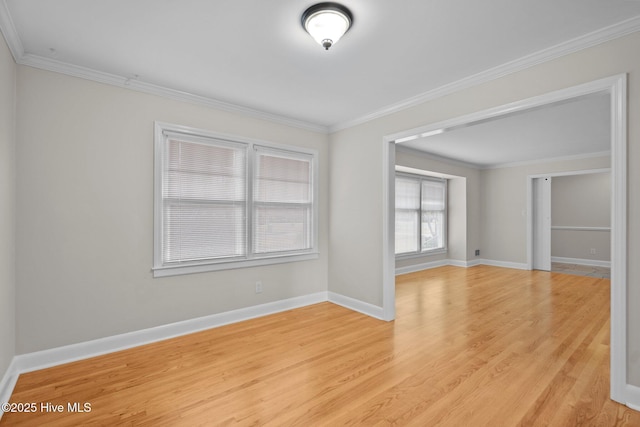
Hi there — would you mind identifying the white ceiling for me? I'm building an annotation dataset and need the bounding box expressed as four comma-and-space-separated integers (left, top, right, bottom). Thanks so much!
2, 0, 640, 132
398, 92, 611, 168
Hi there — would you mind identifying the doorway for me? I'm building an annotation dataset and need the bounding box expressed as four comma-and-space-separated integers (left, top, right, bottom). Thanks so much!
532, 177, 551, 271
382, 74, 627, 403
529, 170, 612, 275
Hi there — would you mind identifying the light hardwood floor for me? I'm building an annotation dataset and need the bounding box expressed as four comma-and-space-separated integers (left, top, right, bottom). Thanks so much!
2, 265, 639, 426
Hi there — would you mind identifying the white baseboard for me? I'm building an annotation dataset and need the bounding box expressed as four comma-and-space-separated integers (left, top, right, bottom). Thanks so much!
3, 283, 638, 418
395, 259, 448, 275
449, 259, 484, 268
551, 256, 611, 268
12, 292, 328, 376
626, 384, 640, 412
328, 292, 385, 320
0, 358, 19, 414
1, 288, 402, 414
395, 258, 527, 275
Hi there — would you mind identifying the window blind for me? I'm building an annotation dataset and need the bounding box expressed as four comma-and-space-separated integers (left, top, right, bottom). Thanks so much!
163, 137, 247, 264
421, 179, 446, 250
154, 122, 318, 276
395, 176, 421, 254
253, 148, 313, 254
395, 173, 447, 255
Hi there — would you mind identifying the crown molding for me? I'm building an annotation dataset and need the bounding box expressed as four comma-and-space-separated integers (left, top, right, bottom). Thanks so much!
0, 0, 328, 134
330, 15, 640, 132
17, 54, 329, 133
396, 144, 610, 171
482, 150, 611, 170
0, 0, 23, 60
2, 0, 639, 135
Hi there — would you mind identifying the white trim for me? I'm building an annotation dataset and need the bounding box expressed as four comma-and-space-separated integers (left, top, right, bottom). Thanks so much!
328, 292, 385, 320
2, 0, 638, 134
15, 53, 328, 134
484, 151, 611, 170
0, 0, 22, 60
609, 73, 628, 403
395, 165, 461, 180
381, 140, 396, 321
0, 359, 18, 414
551, 226, 611, 232
528, 168, 611, 269
528, 168, 611, 179
152, 253, 320, 278
396, 141, 610, 171
395, 259, 449, 275
551, 256, 611, 268
153, 122, 320, 277
626, 384, 640, 412
395, 249, 448, 261
331, 16, 640, 132
387, 76, 623, 145
394, 258, 528, 275
0, 290, 394, 414
528, 139, 613, 265
522, 77, 626, 402
448, 259, 484, 268
11, 292, 328, 376
384, 75, 627, 404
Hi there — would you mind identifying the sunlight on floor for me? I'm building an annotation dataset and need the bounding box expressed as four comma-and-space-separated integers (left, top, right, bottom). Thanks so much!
551, 262, 610, 279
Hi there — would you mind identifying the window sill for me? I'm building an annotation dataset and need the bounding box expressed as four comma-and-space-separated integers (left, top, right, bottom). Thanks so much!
153, 252, 320, 278
395, 248, 447, 260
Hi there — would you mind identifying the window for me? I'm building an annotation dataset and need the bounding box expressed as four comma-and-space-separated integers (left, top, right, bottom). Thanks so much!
153, 122, 318, 277
395, 173, 446, 256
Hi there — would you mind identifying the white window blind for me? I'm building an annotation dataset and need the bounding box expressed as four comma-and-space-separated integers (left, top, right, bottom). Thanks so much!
253, 148, 313, 254
421, 179, 446, 251
395, 173, 447, 255
153, 122, 318, 277
163, 137, 247, 264
395, 176, 420, 254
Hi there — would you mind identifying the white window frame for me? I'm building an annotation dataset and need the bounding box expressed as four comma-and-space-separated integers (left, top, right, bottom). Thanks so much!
395, 172, 447, 258
153, 122, 319, 277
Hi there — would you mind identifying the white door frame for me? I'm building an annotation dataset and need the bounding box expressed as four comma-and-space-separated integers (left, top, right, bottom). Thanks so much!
526, 168, 611, 271
382, 74, 627, 404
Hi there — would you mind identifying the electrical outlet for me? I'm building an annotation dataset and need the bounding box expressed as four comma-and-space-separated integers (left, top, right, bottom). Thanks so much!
255, 281, 263, 294
590, 248, 596, 255
475, 249, 480, 256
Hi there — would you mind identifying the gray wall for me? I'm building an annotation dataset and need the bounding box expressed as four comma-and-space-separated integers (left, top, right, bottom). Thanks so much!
480, 157, 610, 264
329, 31, 640, 384
0, 33, 16, 380
394, 149, 611, 270
4, 23, 640, 390
551, 173, 611, 262
15, 66, 330, 354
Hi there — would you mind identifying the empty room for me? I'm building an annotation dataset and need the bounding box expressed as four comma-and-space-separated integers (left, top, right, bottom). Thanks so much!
2, 1, 640, 425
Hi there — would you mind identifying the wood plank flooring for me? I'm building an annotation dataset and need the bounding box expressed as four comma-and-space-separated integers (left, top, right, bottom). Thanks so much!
2, 265, 639, 426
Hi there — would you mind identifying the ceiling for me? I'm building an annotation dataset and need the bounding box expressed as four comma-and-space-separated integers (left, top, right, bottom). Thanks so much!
2, 0, 640, 133
398, 92, 611, 168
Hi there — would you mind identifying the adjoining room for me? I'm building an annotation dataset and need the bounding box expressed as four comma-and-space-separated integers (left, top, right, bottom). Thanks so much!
2, 1, 640, 424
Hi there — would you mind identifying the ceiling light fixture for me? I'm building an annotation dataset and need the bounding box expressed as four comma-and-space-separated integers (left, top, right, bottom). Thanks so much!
302, 2, 353, 51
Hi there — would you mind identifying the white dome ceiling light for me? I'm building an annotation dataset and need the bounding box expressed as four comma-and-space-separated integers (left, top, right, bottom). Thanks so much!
302, 3, 353, 51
